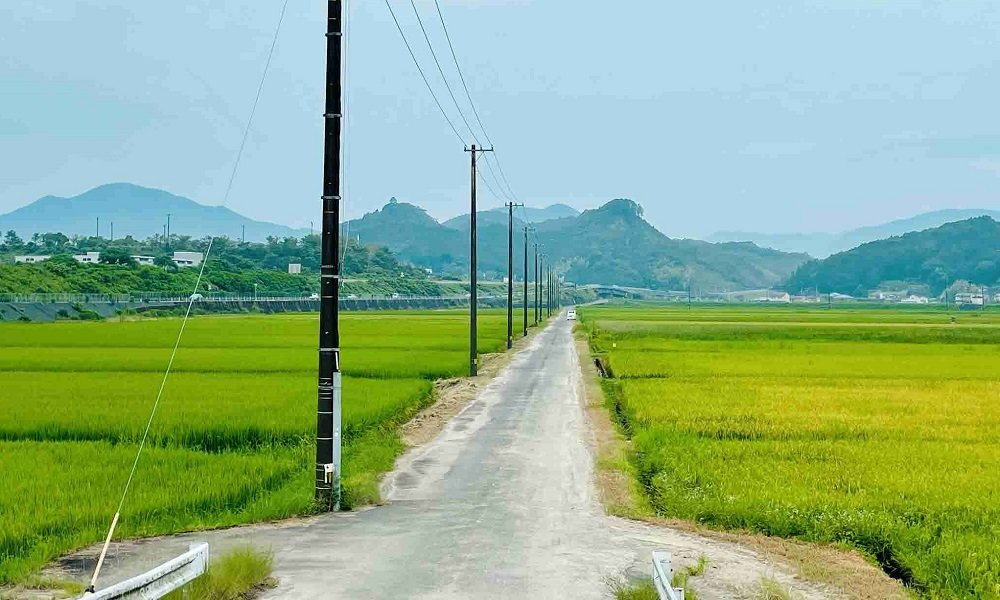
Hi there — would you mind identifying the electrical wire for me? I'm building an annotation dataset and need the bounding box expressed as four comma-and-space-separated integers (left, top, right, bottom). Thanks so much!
384, 0, 464, 144
430, 0, 520, 202
86, 0, 290, 591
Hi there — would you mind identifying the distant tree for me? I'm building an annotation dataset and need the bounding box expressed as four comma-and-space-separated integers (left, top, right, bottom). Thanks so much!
3, 230, 24, 251
153, 254, 178, 271
99, 247, 138, 266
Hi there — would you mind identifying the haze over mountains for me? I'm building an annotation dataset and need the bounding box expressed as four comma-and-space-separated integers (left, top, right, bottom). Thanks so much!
0, 183, 307, 242
786, 216, 1000, 296
346, 197, 808, 289
4, 183, 995, 293
710, 208, 1000, 258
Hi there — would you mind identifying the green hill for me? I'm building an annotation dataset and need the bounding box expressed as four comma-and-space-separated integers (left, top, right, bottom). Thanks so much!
347, 197, 808, 289
785, 216, 1000, 296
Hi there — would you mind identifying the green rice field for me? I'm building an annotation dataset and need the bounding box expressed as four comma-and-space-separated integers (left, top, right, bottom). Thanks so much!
581, 304, 1000, 599
0, 310, 510, 583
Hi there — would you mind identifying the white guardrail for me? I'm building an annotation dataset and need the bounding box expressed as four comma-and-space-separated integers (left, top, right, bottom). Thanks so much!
652, 551, 685, 600
82, 543, 208, 600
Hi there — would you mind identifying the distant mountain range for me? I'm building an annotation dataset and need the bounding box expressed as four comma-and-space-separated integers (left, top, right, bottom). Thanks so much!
0, 183, 308, 242
441, 203, 578, 230
346, 197, 809, 289
785, 216, 1000, 295
709, 208, 1000, 258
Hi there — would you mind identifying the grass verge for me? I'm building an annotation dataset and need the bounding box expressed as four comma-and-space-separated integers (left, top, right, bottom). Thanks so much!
163, 547, 275, 600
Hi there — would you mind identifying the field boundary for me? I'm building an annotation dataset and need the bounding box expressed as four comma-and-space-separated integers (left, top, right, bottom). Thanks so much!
573, 328, 913, 600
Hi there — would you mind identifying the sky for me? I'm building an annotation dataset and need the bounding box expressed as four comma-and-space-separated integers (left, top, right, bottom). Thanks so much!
3, 0, 1000, 239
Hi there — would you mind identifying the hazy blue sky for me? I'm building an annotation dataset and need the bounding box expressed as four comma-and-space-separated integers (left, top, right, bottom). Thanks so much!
3, 1, 1000, 238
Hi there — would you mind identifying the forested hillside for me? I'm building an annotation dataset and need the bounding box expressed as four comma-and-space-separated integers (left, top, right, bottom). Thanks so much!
785, 217, 1000, 295
346, 198, 808, 289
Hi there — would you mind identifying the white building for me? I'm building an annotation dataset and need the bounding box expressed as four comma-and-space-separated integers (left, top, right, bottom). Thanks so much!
14, 255, 51, 264
133, 255, 156, 266
956, 293, 985, 306
73, 252, 101, 264
901, 295, 930, 304
172, 252, 204, 268
288, 263, 302, 275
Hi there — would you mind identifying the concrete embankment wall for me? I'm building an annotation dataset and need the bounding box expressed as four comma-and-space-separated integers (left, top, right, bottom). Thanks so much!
0, 297, 509, 322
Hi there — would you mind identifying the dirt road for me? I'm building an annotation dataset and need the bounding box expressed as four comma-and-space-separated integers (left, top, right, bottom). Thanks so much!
65, 315, 833, 599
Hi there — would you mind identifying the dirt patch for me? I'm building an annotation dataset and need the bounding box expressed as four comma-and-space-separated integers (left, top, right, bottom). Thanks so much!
399, 325, 546, 448
573, 332, 912, 600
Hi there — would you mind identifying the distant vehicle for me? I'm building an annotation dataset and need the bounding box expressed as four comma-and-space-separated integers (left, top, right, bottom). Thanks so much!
308, 293, 320, 300
189, 293, 204, 302
567, 309, 577, 320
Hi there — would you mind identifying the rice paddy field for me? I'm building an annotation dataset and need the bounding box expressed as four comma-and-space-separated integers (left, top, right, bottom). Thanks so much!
0, 310, 510, 584
581, 303, 1000, 599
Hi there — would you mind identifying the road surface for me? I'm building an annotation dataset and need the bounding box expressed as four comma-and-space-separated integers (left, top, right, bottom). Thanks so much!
65, 315, 831, 599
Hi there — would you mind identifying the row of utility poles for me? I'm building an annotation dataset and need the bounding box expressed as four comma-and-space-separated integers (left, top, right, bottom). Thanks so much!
314, 0, 561, 509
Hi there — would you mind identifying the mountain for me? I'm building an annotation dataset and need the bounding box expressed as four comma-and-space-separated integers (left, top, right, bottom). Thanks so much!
349, 197, 808, 289
0, 183, 308, 242
533, 199, 808, 290
709, 208, 1000, 258
441, 203, 577, 230
785, 216, 1000, 296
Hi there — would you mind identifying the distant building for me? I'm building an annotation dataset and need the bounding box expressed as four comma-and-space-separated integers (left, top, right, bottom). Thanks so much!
830, 292, 853, 300
72, 252, 101, 264
751, 291, 791, 303
868, 290, 905, 302
901, 295, 930, 304
172, 252, 203, 268
956, 293, 985, 306
133, 255, 155, 266
14, 255, 51, 264
288, 263, 302, 274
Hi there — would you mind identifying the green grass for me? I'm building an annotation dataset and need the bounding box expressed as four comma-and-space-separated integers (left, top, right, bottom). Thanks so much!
0, 310, 509, 584
582, 304, 1000, 599
163, 547, 275, 600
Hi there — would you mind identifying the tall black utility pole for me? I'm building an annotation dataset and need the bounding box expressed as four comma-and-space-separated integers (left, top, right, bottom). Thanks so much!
166, 213, 172, 247
316, 0, 344, 511
96, 217, 100, 239
505, 202, 522, 349
465, 145, 493, 376
523, 227, 529, 337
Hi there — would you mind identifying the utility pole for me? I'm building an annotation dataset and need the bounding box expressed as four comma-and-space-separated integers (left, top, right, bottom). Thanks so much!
464, 144, 494, 376
162, 224, 167, 248
96, 217, 100, 239
533, 243, 539, 324
166, 214, 171, 247
316, 0, 344, 511
523, 227, 529, 337
242, 224, 246, 244
505, 202, 523, 349
110, 222, 114, 242
539, 253, 545, 321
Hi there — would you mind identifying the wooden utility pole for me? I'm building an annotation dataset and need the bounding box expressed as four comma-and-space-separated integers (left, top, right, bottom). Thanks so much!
316, 0, 344, 511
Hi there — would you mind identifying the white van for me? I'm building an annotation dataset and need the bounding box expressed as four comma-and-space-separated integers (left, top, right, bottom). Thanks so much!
567, 309, 577, 320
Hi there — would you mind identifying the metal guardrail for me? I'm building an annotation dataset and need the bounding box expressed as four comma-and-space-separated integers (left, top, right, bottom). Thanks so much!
0, 293, 132, 304
82, 543, 209, 600
652, 551, 685, 600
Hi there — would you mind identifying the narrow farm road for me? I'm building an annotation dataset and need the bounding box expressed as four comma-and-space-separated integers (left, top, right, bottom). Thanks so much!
68, 315, 834, 599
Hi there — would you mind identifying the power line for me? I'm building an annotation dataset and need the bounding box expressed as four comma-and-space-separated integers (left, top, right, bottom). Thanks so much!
430, 0, 521, 203
409, 0, 479, 143
384, 0, 464, 143
86, 0, 290, 592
